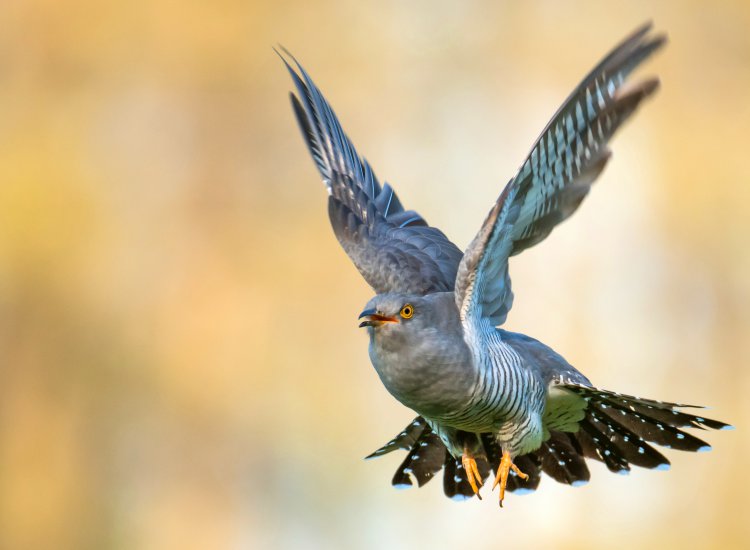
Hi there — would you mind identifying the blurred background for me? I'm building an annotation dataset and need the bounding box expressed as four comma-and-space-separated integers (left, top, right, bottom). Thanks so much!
0, 1, 748, 548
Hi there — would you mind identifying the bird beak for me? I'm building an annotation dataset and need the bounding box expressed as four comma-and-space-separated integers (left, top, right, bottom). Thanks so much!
358, 308, 398, 328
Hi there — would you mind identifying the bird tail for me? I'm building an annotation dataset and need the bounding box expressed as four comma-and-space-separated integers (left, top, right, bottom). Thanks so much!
366, 419, 590, 499
366, 389, 731, 500
560, 384, 732, 475
365, 417, 447, 490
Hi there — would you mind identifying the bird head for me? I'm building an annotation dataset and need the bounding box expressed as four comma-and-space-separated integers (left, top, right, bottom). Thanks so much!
358, 293, 420, 329
357, 292, 461, 339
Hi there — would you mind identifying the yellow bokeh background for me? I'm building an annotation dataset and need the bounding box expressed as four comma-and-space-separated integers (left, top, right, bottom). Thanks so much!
0, 1, 748, 549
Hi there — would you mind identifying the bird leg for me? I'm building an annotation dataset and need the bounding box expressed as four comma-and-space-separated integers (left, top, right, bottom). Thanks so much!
492, 450, 528, 507
461, 452, 483, 500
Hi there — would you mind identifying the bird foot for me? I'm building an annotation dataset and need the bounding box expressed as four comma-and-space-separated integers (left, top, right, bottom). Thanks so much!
492, 451, 528, 507
461, 453, 483, 500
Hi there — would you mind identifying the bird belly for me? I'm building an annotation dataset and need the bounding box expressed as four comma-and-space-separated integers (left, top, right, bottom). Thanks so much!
495, 410, 545, 456
430, 339, 548, 455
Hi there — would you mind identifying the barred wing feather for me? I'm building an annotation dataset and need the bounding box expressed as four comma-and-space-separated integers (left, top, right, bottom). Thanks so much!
456, 23, 666, 327
280, 50, 464, 295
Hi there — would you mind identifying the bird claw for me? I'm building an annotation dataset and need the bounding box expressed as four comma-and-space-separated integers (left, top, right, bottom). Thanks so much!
461, 454, 483, 500
493, 451, 527, 507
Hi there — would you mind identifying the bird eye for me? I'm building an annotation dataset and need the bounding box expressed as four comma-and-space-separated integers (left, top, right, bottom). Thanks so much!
399, 304, 414, 319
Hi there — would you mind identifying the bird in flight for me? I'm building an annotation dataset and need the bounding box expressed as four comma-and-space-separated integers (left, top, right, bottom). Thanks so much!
279, 23, 731, 506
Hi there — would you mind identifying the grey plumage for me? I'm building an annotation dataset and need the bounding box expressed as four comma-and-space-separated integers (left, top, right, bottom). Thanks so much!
281, 22, 731, 505
281, 48, 463, 295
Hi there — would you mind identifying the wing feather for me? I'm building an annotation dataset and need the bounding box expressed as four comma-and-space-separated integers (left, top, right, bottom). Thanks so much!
280, 49, 463, 294
455, 23, 665, 326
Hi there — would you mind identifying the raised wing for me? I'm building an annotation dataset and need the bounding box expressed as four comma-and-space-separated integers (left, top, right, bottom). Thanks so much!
456, 23, 665, 327
279, 50, 464, 295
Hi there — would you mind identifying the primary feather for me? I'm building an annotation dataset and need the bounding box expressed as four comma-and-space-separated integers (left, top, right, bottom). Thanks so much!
279, 49, 463, 295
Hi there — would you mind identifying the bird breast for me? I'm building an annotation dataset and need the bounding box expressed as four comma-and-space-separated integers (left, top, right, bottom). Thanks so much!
367, 324, 478, 419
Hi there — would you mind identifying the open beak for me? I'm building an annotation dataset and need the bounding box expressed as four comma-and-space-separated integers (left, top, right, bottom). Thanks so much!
358, 308, 398, 328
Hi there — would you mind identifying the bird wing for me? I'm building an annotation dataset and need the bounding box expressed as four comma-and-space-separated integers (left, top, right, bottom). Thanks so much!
280, 50, 464, 295
455, 23, 665, 327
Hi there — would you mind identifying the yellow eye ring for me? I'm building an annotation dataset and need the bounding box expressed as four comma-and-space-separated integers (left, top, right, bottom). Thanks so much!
399, 304, 414, 319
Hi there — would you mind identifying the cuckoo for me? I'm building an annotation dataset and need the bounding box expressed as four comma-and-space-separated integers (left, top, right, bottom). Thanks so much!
279, 23, 731, 506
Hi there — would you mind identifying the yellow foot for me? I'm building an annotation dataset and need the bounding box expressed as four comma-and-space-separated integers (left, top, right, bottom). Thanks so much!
461, 453, 483, 500
492, 450, 528, 507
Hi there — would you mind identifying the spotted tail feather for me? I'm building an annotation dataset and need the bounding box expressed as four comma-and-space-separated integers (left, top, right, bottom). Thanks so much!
388, 425, 446, 489
364, 417, 428, 459
564, 384, 732, 474
537, 431, 591, 486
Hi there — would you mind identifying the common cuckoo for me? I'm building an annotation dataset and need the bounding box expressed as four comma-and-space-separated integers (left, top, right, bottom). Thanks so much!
279, 23, 731, 505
